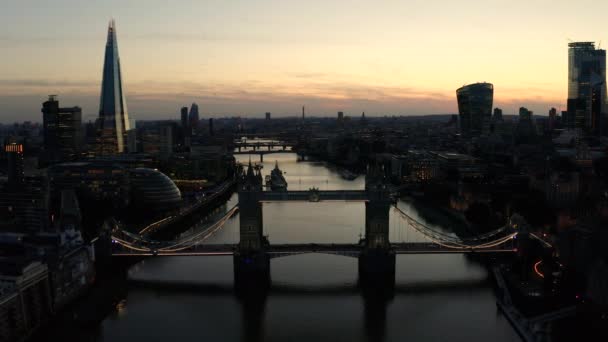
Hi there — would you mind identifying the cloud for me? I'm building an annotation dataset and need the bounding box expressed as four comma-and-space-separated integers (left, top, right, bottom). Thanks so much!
0, 77, 565, 122
0, 79, 97, 87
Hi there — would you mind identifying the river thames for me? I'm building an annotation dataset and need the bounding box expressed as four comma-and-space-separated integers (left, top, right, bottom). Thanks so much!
60, 152, 519, 341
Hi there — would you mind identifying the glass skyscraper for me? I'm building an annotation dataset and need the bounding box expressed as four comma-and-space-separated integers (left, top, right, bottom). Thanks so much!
98, 19, 130, 154
456, 82, 493, 136
567, 42, 606, 134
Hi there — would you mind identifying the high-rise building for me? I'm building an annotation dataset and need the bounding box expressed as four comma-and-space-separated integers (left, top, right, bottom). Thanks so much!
337, 111, 344, 123
549, 107, 557, 130
159, 124, 173, 161
189, 103, 200, 130
0, 176, 50, 232
98, 20, 130, 154
180, 106, 191, 147
209, 118, 214, 136
265, 112, 271, 120
4, 143, 24, 189
456, 83, 493, 136
180, 107, 189, 129
493, 108, 503, 122
41, 95, 82, 163
519, 107, 533, 121
518, 107, 535, 136
567, 42, 607, 134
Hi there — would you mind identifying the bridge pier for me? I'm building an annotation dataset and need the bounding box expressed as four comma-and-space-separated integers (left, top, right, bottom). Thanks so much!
359, 162, 395, 290
260, 153, 264, 163
358, 249, 396, 290
234, 252, 271, 292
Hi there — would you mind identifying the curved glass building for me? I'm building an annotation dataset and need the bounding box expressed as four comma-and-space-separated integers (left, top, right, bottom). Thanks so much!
456, 83, 493, 136
128, 168, 182, 212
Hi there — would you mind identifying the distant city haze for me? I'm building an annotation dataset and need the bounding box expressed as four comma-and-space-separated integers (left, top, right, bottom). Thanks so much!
2, 0, 607, 122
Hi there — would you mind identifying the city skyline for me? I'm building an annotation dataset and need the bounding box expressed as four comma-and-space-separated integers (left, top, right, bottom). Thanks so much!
2, 0, 608, 122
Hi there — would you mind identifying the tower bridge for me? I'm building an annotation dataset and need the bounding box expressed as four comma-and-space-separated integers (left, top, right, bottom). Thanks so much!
111, 161, 523, 289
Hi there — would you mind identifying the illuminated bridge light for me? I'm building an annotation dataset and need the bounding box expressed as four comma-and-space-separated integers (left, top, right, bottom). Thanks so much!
534, 260, 544, 278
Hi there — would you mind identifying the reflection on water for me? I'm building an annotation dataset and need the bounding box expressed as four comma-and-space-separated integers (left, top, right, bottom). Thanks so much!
97, 153, 518, 342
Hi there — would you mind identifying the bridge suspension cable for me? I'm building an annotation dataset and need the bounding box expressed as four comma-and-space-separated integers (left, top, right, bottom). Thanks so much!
111, 205, 239, 253
392, 205, 516, 250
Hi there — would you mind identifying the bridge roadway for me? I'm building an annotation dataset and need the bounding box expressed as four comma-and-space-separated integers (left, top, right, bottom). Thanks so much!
112, 242, 515, 257
259, 190, 369, 202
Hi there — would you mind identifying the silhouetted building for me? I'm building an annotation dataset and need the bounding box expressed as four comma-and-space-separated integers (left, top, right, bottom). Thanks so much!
126, 129, 137, 153
518, 107, 535, 136
209, 118, 214, 136
98, 20, 130, 155
47, 162, 130, 212
567, 42, 606, 134
0, 261, 52, 342
41, 95, 82, 164
180, 107, 189, 129
4, 143, 24, 189
493, 107, 503, 122
456, 83, 493, 136
0, 177, 50, 233
549, 107, 558, 130
180, 106, 191, 147
337, 111, 344, 124
265, 112, 271, 120
159, 124, 173, 161
189, 103, 200, 130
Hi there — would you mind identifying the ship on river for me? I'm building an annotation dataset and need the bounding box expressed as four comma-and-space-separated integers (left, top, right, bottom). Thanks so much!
266, 161, 288, 191
339, 168, 358, 180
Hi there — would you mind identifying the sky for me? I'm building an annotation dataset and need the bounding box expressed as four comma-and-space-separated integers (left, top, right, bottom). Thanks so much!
2, 0, 608, 122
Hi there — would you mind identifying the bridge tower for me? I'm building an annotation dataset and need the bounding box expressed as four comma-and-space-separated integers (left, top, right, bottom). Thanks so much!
234, 161, 270, 289
359, 163, 395, 289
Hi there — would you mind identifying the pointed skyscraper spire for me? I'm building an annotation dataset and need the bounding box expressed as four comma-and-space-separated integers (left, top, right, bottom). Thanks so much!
98, 19, 130, 154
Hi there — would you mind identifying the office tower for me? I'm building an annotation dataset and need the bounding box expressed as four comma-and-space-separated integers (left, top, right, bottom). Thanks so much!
302, 106, 305, 120
567, 42, 607, 134
189, 103, 200, 130
5, 143, 24, 188
126, 129, 137, 153
98, 19, 130, 154
181, 106, 189, 130
265, 112, 271, 120
209, 118, 214, 136
549, 107, 557, 130
337, 111, 344, 123
518, 107, 535, 136
519, 107, 533, 121
0, 176, 50, 232
159, 124, 173, 161
41, 95, 82, 163
493, 108, 503, 122
180, 106, 191, 147
456, 83, 493, 136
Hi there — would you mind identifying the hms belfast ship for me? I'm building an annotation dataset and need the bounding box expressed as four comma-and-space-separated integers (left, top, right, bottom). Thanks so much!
265, 161, 288, 191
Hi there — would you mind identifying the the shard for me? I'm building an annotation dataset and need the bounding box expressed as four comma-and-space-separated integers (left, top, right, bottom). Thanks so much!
98, 19, 130, 154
